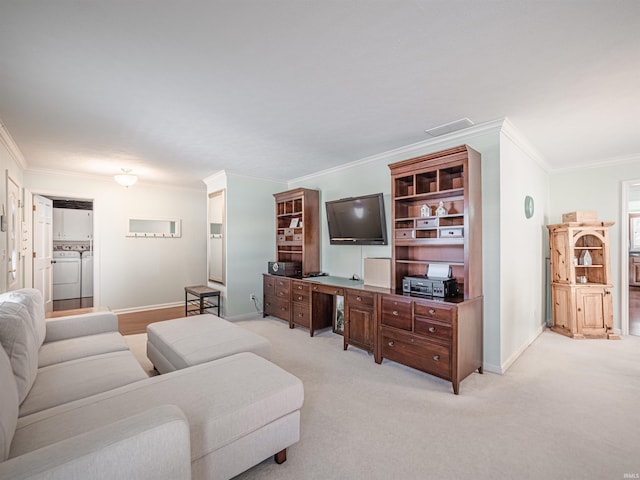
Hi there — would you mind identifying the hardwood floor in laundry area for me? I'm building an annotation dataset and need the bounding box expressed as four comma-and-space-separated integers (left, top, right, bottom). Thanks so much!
629, 287, 640, 336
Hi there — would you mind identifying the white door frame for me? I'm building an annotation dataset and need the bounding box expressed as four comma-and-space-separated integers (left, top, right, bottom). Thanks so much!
620, 178, 640, 336
30, 191, 98, 307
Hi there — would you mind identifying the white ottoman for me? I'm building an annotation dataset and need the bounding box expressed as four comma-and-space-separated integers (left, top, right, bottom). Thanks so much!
147, 314, 272, 373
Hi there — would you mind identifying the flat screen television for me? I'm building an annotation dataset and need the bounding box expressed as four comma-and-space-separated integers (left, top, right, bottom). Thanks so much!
325, 193, 388, 245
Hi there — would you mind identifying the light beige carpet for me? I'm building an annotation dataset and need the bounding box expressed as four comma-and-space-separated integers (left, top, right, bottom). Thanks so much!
126, 316, 640, 480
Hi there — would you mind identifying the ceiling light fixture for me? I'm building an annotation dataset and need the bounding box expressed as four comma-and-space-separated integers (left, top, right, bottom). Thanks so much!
114, 168, 138, 187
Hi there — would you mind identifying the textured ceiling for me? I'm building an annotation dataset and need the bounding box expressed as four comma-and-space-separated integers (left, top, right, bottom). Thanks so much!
0, 1, 638, 188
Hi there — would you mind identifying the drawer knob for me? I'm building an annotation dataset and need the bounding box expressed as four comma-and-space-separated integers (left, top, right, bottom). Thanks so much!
433, 355, 440, 361
356, 296, 362, 302
428, 327, 436, 333
334, 290, 340, 294
388, 341, 394, 347
392, 310, 399, 316
297, 285, 303, 290
298, 313, 303, 318
297, 296, 303, 301
429, 309, 435, 315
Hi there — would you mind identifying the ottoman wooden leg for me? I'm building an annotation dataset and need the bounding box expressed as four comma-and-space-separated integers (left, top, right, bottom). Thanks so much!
274, 448, 287, 464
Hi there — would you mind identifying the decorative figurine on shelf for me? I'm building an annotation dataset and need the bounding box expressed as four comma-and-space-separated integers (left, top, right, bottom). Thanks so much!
420, 204, 431, 217
435, 200, 448, 216
580, 250, 592, 266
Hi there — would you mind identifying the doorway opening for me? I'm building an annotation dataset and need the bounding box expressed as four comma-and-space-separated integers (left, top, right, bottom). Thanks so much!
622, 180, 640, 336
47, 197, 94, 312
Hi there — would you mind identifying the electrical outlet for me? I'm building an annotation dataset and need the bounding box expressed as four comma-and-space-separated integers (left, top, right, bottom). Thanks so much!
250, 293, 256, 301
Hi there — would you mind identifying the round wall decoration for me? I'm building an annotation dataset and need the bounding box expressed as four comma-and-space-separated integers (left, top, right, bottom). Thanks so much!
524, 195, 535, 219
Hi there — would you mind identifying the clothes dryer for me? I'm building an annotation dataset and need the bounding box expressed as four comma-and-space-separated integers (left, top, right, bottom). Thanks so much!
52, 251, 81, 300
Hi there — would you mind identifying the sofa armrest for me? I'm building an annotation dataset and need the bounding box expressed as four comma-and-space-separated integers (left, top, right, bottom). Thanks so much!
44, 311, 119, 343
0, 405, 191, 480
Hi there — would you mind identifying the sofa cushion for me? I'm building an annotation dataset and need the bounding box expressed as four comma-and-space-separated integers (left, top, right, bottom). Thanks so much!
0, 289, 46, 347
0, 301, 39, 404
38, 332, 129, 368
18, 350, 149, 417
11, 353, 304, 465
44, 311, 118, 343
0, 346, 19, 462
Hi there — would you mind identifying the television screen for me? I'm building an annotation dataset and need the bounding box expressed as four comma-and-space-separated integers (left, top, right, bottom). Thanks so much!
325, 193, 388, 245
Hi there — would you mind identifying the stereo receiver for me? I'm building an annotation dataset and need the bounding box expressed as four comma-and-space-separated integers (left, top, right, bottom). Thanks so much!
268, 261, 302, 277
402, 276, 458, 298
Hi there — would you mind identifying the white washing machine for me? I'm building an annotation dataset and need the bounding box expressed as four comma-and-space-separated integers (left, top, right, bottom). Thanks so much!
52, 251, 81, 300
81, 251, 93, 298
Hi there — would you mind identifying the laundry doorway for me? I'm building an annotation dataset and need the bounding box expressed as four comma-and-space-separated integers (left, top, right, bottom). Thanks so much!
47, 197, 94, 312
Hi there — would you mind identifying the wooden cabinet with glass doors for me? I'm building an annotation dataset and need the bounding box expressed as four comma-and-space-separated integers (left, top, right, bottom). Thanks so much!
547, 220, 619, 339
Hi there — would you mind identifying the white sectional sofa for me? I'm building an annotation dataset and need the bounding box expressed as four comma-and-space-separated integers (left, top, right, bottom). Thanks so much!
0, 289, 304, 480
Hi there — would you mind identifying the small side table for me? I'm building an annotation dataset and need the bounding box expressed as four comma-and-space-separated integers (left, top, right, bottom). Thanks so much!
185, 285, 221, 317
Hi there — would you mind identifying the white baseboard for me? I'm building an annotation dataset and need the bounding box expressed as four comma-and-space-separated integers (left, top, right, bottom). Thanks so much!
113, 301, 183, 315
499, 324, 546, 374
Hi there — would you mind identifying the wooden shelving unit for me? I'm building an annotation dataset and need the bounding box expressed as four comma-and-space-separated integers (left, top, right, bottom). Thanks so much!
547, 220, 618, 339
273, 188, 320, 276
376, 145, 484, 394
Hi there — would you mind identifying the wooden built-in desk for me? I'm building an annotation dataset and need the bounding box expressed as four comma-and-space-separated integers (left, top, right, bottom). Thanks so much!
263, 273, 483, 394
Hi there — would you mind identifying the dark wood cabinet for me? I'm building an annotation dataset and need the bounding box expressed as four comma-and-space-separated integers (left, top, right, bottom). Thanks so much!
343, 289, 376, 352
263, 275, 291, 323
377, 294, 482, 394
380, 145, 484, 394
264, 188, 322, 334
283, 279, 333, 336
273, 188, 320, 277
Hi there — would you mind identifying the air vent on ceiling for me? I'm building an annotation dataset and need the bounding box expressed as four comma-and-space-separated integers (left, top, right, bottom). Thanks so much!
425, 118, 474, 137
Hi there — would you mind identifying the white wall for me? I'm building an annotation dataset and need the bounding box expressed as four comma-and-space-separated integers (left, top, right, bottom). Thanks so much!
24, 170, 207, 311
549, 156, 640, 329
498, 127, 549, 371
205, 171, 287, 319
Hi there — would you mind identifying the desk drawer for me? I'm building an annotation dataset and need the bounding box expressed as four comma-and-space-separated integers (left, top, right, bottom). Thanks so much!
414, 318, 452, 342
292, 303, 311, 328
381, 327, 451, 379
345, 289, 375, 309
264, 296, 291, 322
381, 296, 412, 330
273, 277, 291, 299
311, 283, 344, 297
263, 276, 276, 297
439, 227, 463, 238
291, 281, 310, 303
414, 303, 454, 323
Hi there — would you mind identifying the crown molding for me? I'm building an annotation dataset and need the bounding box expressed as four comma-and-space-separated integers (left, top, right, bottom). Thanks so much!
500, 118, 552, 172
289, 118, 505, 184
0, 118, 27, 169
551, 152, 640, 174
